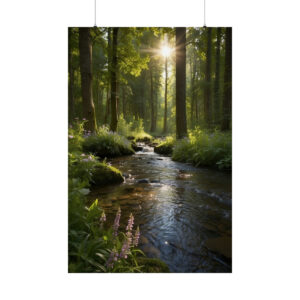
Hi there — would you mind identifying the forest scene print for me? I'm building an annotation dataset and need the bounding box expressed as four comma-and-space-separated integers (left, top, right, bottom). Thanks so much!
68, 27, 232, 273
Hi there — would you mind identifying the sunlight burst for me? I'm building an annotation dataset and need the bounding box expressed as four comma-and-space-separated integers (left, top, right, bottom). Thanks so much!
161, 46, 172, 58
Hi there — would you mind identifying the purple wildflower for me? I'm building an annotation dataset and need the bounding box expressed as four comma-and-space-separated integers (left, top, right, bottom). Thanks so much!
68, 135, 74, 139
83, 118, 86, 121
113, 207, 121, 237
133, 226, 140, 247
119, 237, 130, 259
100, 211, 106, 223
106, 248, 118, 269
126, 231, 132, 245
126, 213, 134, 232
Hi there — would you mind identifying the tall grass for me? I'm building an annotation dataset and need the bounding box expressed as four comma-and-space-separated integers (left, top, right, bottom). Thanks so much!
172, 128, 232, 170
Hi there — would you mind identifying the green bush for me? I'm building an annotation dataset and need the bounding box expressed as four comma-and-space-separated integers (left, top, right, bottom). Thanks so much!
154, 136, 175, 155
82, 126, 134, 158
172, 129, 232, 170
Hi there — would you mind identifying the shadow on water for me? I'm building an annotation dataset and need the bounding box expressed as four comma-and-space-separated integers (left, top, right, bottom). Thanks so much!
89, 143, 232, 272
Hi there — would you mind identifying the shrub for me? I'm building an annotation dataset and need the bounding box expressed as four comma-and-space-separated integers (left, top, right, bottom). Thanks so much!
82, 126, 134, 158
172, 129, 231, 170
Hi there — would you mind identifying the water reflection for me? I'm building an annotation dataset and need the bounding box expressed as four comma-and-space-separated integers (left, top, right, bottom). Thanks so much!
89, 145, 232, 272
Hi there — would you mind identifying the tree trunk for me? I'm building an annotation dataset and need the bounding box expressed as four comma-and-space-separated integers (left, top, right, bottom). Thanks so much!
214, 27, 222, 127
175, 27, 188, 139
104, 28, 111, 125
163, 57, 168, 134
189, 53, 194, 127
204, 27, 212, 128
122, 86, 126, 117
68, 28, 75, 123
150, 65, 156, 132
104, 85, 110, 124
221, 27, 232, 131
79, 27, 97, 132
110, 27, 119, 132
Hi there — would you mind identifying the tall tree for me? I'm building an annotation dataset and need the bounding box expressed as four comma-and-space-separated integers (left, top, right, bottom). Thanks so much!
163, 51, 168, 134
68, 28, 75, 123
104, 28, 112, 125
110, 27, 119, 132
190, 44, 197, 128
175, 27, 188, 139
149, 63, 155, 132
204, 27, 212, 128
79, 27, 97, 132
221, 27, 232, 131
213, 27, 222, 126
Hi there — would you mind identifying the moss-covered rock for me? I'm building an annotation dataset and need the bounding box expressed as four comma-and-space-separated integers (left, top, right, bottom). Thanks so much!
137, 257, 170, 273
154, 143, 173, 155
131, 141, 143, 151
136, 136, 152, 143
91, 163, 124, 186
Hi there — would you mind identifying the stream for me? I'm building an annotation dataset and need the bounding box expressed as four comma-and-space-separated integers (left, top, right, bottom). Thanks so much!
89, 143, 232, 272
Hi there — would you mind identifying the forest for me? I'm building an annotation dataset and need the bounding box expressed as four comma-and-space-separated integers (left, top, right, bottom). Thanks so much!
68, 27, 232, 273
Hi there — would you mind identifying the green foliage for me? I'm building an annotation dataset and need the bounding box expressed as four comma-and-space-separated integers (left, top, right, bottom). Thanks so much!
68, 151, 99, 185
68, 180, 144, 273
154, 136, 175, 155
172, 128, 232, 170
68, 120, 85, 152
82, 125, 135, 158
68, 131, 144, 273
117, 115, 152, 141
118, 28, 150, 78
136, 257, 170, 273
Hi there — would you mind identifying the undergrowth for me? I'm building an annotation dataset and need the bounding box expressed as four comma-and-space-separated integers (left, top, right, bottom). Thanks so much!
82, 125, 135, 158
117, 115, 152, 141
172, 128, 232, 170
68, 120, 144, 273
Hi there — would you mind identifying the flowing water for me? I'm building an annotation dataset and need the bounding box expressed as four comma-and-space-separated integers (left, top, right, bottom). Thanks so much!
89, 143, 232, 272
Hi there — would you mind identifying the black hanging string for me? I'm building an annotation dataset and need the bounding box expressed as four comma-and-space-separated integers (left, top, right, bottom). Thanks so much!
94, 0, 97, 27
204, 0, 207, 27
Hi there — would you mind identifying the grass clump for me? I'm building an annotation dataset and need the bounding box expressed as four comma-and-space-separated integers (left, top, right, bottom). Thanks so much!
154, 136, 175, 155
172, 128, 232, 170
82, 126, 134, 158
137, 257, 170, 273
